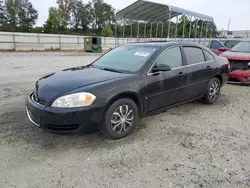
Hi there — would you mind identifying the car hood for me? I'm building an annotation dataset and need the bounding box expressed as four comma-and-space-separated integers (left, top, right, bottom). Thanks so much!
36, 66, 130, 102
220, 51, 250, 60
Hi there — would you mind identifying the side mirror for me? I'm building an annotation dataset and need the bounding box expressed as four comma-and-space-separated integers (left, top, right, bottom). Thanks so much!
218, 47, 227, 52
151, 64, 171, 73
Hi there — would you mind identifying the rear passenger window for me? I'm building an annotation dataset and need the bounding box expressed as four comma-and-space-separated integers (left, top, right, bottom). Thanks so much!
204, 50, 214, 61
183, 47, 205, 65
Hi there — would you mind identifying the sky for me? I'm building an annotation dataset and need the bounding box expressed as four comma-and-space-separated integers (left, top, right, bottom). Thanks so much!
29, 0, 250, 31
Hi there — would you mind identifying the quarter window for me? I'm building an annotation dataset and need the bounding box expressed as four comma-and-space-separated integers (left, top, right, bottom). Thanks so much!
204, 50, 214, 61
156, 47, 183, 69
183, 47, 205, 65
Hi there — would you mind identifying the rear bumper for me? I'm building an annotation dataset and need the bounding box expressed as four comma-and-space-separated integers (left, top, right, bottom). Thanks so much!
229, 70, 250, 83
25, 92, 105, 134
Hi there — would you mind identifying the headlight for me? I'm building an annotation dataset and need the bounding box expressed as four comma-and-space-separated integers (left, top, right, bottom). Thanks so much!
248, 62, 250, 67
51, 92, 96, 108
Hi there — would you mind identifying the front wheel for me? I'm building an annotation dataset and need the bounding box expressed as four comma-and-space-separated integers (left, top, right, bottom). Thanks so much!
201, 78, 221, 104
102, 98, 139, 140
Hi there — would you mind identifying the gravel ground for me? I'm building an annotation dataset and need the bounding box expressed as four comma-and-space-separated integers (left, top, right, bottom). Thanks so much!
0, 52, 250, 188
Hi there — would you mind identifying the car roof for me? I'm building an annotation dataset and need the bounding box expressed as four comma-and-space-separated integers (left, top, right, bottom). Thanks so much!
125, 41, 205, 48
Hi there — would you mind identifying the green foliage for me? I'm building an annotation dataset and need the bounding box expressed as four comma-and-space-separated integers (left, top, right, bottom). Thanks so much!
56, 0, 72, 30
101, 26, 113, 37
18, 0, 38, 32
0, 0, 38, 32
71, 0, 93, 34
43, 7, 60, 33
91, 0, 115, 32
31, 26, 44, 33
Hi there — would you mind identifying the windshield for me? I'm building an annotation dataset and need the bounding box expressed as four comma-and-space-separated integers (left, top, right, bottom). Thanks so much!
93, 45, 159, 73
231, 42, 250, 52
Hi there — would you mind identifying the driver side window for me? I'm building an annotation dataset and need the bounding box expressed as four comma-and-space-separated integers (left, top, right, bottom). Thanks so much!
156, 47, 183, 69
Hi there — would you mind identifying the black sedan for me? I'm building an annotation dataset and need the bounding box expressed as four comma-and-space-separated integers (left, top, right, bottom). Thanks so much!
26, 42, 229, 140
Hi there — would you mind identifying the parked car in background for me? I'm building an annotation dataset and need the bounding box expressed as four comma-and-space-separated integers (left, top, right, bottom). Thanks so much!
220, 41, 250, 84
209, 39, 241, 56
26, 42, 229, 140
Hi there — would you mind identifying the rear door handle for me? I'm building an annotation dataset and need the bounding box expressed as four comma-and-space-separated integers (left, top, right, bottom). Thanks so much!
179, 72, 185, 77
206, 66, 211, 70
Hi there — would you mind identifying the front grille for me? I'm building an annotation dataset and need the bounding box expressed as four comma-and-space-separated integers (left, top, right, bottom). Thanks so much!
229, 60, 249, 71
31, 93, 46, 106
46, 124, 81, 132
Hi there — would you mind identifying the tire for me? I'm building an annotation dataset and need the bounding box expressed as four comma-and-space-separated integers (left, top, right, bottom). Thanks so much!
102, 98, 139, 140
201, 78, 221, 104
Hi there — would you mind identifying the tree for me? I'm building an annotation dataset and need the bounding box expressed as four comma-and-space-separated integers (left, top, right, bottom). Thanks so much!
101, 26, 113, 37
44, 7, 60, 33
4, 0, 19, 31
18, 0, 38, 32
0, 0, 6, 30
0, 0, 38, 32
71, 0, 93, 34
57, 0, 72, 30
91, 0, 115, 33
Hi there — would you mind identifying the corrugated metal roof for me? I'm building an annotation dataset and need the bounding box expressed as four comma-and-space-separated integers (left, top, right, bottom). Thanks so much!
116, 0, 214, 22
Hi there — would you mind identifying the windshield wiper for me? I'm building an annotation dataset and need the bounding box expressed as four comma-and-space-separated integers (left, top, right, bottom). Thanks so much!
87, 64, 95, 68
102, 68, 123, 73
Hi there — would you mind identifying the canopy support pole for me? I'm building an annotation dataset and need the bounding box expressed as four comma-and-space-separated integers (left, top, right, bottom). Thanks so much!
194, 18, 198, 41
205, 20, 208, 38
137, 21, 140, 42
123, 19, 125, 44
209, 21, 213, 41
175, 14, 179, 40
200, 19, 204, 44
150, 22, 153, 40
182, 16, 186, 39
130, 22, 133, 42
205, 20, 208, 45
168, 10, 172, 39
189, 16, 192, 39
144, 22, 147, 40
161, 22, 164, 39
156, 22, 159, 38
115, 21, 117, 46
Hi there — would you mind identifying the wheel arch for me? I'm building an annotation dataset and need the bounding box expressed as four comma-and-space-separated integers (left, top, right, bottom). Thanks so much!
105, 92, 144, 116
214, 74, 223, 86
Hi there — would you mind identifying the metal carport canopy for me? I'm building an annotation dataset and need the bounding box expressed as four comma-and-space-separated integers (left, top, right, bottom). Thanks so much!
116, 0, 214, 22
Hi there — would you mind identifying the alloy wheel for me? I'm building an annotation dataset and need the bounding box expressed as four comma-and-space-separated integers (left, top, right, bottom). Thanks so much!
111, 105, 134, 134
209, 81, 220, 102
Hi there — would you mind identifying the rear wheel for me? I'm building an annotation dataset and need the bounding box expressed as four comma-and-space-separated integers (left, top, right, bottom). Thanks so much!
201, 78, 221, 104
102, 98, 138, 140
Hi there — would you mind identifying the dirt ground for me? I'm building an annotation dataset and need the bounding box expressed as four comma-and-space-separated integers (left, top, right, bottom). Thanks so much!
0, 52, 250, 188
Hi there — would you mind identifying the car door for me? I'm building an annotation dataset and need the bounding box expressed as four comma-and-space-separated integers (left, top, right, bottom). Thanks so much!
146, 46, 188, 111
183, 46, 214, 99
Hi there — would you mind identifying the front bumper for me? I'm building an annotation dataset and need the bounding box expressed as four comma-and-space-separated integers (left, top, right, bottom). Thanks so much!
229, 70, 250, 84
25, 93, 105, 133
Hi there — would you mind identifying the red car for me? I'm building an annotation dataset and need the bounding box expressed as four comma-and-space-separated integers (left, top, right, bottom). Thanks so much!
208, 40, 241, 56
220, 41, 250, 84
